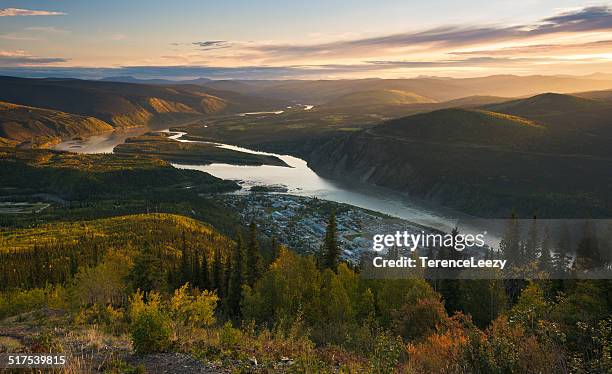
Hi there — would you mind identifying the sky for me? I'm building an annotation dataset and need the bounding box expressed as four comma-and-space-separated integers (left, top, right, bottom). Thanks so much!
2, 0, 612, 79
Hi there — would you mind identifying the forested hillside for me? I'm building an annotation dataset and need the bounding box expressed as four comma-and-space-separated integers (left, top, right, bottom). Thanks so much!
308, 95, 612, 217
0, 147, 238, 200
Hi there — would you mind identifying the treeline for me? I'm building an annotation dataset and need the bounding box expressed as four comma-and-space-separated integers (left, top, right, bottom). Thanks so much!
0, 214, 235, 291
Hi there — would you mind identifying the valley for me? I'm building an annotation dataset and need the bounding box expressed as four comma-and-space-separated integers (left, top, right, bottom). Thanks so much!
1, 64, 612, 374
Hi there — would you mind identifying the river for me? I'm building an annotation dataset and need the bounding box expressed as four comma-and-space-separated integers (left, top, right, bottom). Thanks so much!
53, 124, 498, 241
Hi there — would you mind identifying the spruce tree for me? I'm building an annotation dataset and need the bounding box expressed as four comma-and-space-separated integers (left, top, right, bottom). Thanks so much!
524, 216, 539, 263
499, 211, 521, 266
212, 248, 223, 295
129, 245, 166, 293
538, 226, 553, 273
193, 252, 201, 287
180, 231, 192, 284
246, 221, 264, 286
575, 220, 600, 270
322, 210, 340, 270
227, 235, 246, 317
200, 250, 210, 290
553, 222, 571, 276
438, 226, 463, 313
270, 236, 280, 263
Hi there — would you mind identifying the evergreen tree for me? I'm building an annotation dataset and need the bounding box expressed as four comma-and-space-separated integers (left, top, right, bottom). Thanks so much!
193, 253, 201, 288
200, 251, 210, 290
69, 249, 78, 277
499, 211, 521, 266
538, 226, 553, 274
129, 245, 166, 293
524, 216, 539, 263
213, 248, 223, 295
227, 234, 246, 317
246, 221, 264, 286
270, 236, 280, 263
438, 227, 463, 313
180, 231, 192, 284
322, 210, 340, 270
575, 220, 600, 270
553, 222, 571, 276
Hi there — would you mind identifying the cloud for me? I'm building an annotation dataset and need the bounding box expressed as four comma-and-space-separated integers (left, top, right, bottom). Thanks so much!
0, 50, 68, 66
229, 5, 612, 61
536, 5, 612, 32
0, 8, 66, 17
451, 40, 612, 56
109, 33, 127, 41
366, 57, 547, 68
0, 33, 41, 41
24, 26, 70, 35
193, 40, 231, 51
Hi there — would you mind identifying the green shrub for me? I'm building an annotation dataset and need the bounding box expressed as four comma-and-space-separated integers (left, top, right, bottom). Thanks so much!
129, 291, 172, 354
131, 310, 172, 354
219, 321, 242, 350
0, 285, 66, 319
369, 331, 404, 374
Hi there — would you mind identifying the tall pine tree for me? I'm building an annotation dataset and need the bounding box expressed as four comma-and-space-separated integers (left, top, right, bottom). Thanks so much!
524, 216, 539, 263
322, 210, 340, 270
200, 250, 210, 290
538, 226, 553, 273
227, 234, 246, 317
246, 221, 263, 286
213, 248, 223, 296
553, 222, 572, 276
499, 211, 521, 266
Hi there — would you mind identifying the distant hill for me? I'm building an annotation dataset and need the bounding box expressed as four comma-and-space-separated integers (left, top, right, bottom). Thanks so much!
0, 76, 288, 145
0, 101, 113, 144
0, 76, 284, 128
190, 75, 612, 103
372, 108, 544, 148
481, 93, 612, 140
323, 89, 435, 108
437, 95, 511, 108
0, 76, 230, 127
482, 93, 612, 118
308, 96, 612, 217
573, 89, 612, 101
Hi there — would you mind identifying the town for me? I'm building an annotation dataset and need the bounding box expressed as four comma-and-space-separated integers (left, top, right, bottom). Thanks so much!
215, 190, 435, 263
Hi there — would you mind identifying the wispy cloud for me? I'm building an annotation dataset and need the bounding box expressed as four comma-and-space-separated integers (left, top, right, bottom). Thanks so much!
0, 50, 68, 66
366, 56, 550, 68
193, 40, 231, 51
109, 33, 127, 41
24, 26, 70, 35
0, 33, 41, 41
239, 5, 612, 60
451, 39, 612, 56
0, 8, 66, 17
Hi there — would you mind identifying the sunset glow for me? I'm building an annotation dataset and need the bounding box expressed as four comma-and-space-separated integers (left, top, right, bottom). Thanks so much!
1, 1, 612, 79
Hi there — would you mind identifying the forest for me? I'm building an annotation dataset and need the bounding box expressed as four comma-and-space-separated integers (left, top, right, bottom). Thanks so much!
1, 203, 611, 372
